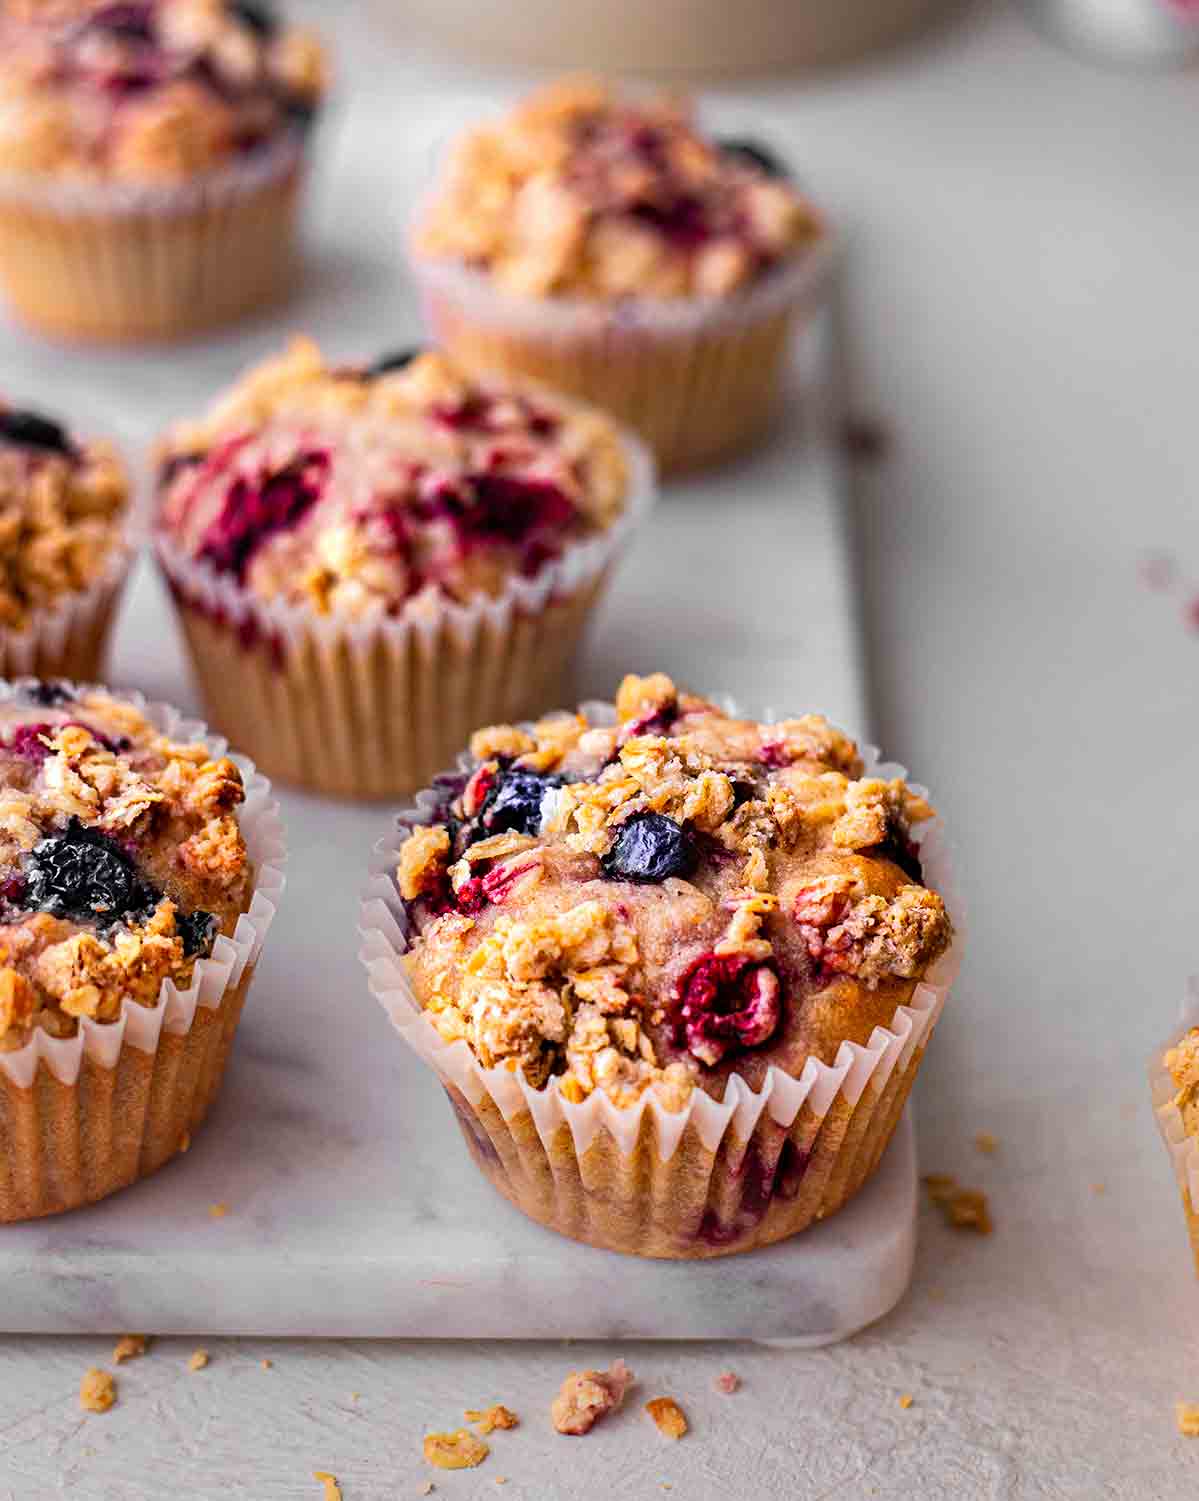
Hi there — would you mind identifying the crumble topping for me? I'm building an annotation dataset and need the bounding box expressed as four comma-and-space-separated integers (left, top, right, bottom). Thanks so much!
645, 1397, 688, 1439
112, 1333, 147, 1362
79, 1367, 115, 1412
1165, 1029, 1199, 1138
0, 0, 327, 183
418, 77, 821, 301
551, 1359, 633, 1435
924, 1175, 993, 1234
157, 339, 629, 621
423, 1430, 490, 1470
0, 682, 252, 1050
465, 1404, 519, 1435
0, 404, 128, 633
400, 674, 951, 1107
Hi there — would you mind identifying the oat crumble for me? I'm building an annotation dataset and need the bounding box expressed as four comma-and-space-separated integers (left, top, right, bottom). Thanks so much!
0, 682, 252, 1051
0, 0, 326, 183
0, 404, 128, 633
466, 1404, 519, 1435
157, 339, 629, 622
418, 78, 821, 301
79, 1366, 115, 1412
400, 673, 951, 1107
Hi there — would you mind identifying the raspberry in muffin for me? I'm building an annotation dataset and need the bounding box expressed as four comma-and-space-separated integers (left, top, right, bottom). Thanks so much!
154, 339, 651, 800
0, 679, 283, 1222
0, 400, 131, 680
0, 0, 328, 339
379, 673, 957, 1257
410, 78, 833, 473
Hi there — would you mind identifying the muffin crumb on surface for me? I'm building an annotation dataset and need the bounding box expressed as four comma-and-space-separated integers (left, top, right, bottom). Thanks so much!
1177, 1403, 1199, 1437
79, 1367, 115, 1413
423, 1429, 490, 1469
112, 1334, 148, 1364
925, 1175, 993, 1234
551, 1359, 633, 1434
645, 1397, 688, 1439
188, 1349, 209, 1372
465, 1404, 519, 1435
715, 1370, 739, 1394
313, 1474, 341, 1501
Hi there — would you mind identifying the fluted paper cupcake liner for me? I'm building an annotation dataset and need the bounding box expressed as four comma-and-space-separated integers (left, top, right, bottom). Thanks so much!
409, 231, 839, 475
0, 135, 307, 343
0, 680, 287, 1223
359, 698, 962, 1259
154, 430, 655, 801
1150, 978, 1199, 1272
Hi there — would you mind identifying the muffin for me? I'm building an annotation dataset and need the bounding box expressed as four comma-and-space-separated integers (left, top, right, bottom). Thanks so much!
362, 672, 959, 1258
154, 338, 653, 800
411, 78, 833, 475
0, 398, 132, 681
0, 677, 285, 1221
0, 0, 327, 342
1151, 990, 1199, 1274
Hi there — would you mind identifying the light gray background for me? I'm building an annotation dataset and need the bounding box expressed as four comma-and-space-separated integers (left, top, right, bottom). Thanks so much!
0, 1, 1197, 1495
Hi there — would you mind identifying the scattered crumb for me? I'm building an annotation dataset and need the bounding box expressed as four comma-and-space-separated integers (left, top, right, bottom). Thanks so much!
552, 1359, 633, 1435
898, 1394, 914, 1410
350, 1392, 360, 1402
494, 1479, 507, 1487
973, 1131, 998, 1155
178, 1131, 191, 1154
1177, 1402, 1199, 1437
715, 1370, 740, 1394
188, 1350, 210, 1372
1092, 1182, 1106, 1195
423, 1430, 490, 1470
112, 1334, 148, 1364
466, 1404, 519, 1435
645, 1397, 688, 1440
924, 1174, 993, 1234
418, 1485, 434, 1497
262, 1359, 274, 1370
209, 1202, 229, 1219
840, 414, 892, 464
79, 1368, 116, 1414
313, 1474, 342, 1501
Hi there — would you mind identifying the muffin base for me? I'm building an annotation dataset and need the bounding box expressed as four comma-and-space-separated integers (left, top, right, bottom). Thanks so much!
0, 151, 303, 343
0, 962, 253, 1224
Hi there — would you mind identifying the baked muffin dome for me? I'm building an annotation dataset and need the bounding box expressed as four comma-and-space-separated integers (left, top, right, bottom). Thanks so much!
0, 0, 326, 182
0, 680, 252, 1049
397, 672, 952, 1109
417, 77, 822, 302
156, 338, 631, 622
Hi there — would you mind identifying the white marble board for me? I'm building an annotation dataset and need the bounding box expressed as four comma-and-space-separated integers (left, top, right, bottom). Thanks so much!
0, 32, 906, 1339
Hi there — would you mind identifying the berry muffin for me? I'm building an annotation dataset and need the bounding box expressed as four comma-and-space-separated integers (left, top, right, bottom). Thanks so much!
154, 338, 652, 800
363, 673, 959, 1258
0, 0, 327, 341
0, 399, 132, 681
1151, 985, 1199, 1275
411, 78, 833, 475
0, 678, 284, 1221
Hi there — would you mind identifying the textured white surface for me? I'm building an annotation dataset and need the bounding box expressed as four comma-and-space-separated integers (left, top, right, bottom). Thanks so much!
2, 0, 1199, 1495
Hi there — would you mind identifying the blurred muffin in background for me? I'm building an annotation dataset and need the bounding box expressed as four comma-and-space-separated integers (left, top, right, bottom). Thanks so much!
153, 338, 654, 799
0, 0, 327, 341
0, 399, 131, 679
411, 78, 833, 474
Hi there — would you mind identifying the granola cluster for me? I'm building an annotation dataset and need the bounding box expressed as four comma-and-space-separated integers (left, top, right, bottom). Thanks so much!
1165, 1030, 1199, 1138
0, 0, 326, 182
0, 405, 128, 632
417, 78, 822, 301
0, 681, 252, 1049
156, 338, 630, 621
399, 673, 953, 1108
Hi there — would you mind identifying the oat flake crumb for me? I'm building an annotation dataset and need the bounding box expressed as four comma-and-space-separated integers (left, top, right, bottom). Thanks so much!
112, 1334, 148, 1364
466, 1403, 519, 1435
79, 1368, 116, 1413
552, 1358, 633, 1435
898, 1394, 914, 1410
209, 1202, 229, 1218
313, 1473, 342, 1501
1178, 1403, 1199, 1437
646, 1397, 688, 1440
974, 1131, 998, 1155
423, 1429, 490, 1470
188, 1349, 209, 1372
924, 1174, 993, 1234
715, 1370, 739, 1394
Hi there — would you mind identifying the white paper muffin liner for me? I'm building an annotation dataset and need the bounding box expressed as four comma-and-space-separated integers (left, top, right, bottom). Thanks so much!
154, 426, 656, 800
408, 212, 840, 475
359, 696, 963, 1256
0, 132, 310, 342
1150, 978, 1199, 1265
0, 680, 286, 1089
